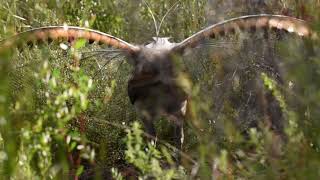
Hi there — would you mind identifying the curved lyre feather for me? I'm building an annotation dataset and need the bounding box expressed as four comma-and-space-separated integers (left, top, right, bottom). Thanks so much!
173, 14, 312, 53
0, 26, 140, 54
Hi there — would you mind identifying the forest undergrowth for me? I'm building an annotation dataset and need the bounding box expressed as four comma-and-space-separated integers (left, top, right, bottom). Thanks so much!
0, 0, 320, 179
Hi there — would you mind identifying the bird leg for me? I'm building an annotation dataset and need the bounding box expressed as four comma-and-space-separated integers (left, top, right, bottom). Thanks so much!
140, 112, 157, 141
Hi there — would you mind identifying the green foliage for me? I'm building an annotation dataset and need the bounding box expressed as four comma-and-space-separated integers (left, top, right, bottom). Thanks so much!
123, 122, 185, 179
0, 58, 94, 179
0, 0, 320, 179
111, 167, 124, 180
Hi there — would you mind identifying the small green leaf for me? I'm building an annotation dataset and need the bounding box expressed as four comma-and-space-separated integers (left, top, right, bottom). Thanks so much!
74, 39, 87, 49
76, 165, 84, 176
70, 142, 77, 151
52, 69, 60, 78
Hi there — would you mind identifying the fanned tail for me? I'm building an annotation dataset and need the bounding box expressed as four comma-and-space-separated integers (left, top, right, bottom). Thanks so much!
0, 26, 139, 54
174, 14, 313, 52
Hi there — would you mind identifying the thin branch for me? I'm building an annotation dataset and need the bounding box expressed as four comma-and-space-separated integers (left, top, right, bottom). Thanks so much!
157, 0, 181, 36
92, 53, 123, 78
142, 0, 159, 36
90, 117, 198, 166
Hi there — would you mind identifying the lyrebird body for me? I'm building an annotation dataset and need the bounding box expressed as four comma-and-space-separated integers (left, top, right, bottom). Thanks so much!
128, 37, 187, 146
0, 14, 312, 151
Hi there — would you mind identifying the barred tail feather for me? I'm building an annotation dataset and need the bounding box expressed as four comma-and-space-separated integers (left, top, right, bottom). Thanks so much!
0, 26, 139, 54
174, 14, 313, 52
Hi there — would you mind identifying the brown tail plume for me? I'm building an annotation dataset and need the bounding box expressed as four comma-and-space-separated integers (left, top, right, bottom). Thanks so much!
0, 26, 139, 54
174, 14, 313, 52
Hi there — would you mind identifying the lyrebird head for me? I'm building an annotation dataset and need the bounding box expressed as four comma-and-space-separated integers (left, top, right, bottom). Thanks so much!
144, 37, 176, 50
129, 36, 177, 76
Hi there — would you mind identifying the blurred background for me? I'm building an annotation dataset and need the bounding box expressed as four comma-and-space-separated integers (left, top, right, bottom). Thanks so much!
0, 0, 319, 179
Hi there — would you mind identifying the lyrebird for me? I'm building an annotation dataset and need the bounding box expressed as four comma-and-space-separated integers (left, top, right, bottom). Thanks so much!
0, 14, 312, 150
